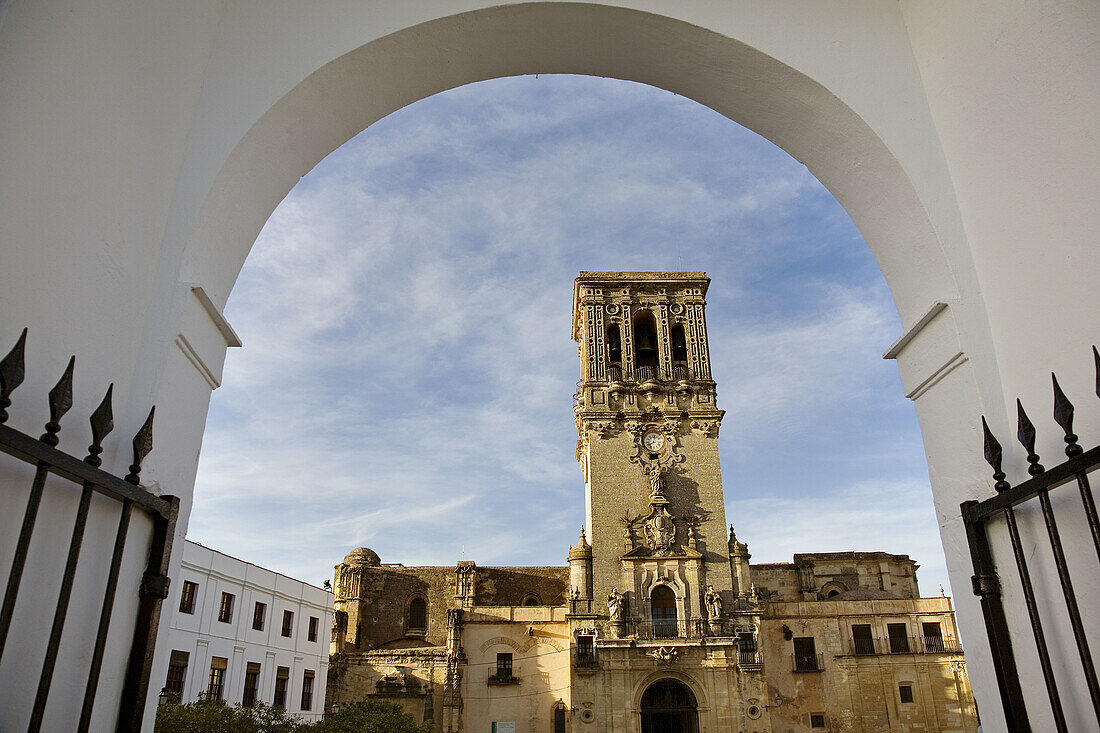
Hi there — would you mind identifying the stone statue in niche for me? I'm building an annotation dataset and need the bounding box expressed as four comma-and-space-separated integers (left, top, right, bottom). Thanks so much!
704, 584, 722, 619
607, 588, 624, 621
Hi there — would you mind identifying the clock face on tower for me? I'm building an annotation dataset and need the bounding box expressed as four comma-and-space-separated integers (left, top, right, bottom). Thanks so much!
642, 431, 665, 453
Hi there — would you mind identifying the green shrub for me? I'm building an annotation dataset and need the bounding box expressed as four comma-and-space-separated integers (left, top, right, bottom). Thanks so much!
311, 699, 432, 733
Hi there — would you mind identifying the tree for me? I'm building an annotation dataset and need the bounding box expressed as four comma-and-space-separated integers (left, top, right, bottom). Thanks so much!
312, 699, 432, 733
154, 697, 307, 733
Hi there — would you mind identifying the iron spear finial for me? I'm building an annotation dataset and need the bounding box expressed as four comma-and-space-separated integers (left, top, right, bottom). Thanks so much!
1016, 399, 1044, 476
0, 328, 27, 424
85, 384, 115, 466
41, 355, 75, 446
981, 416, 1010, 492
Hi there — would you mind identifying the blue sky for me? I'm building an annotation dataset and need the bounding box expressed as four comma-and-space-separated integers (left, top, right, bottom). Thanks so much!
189, 75, 950, 598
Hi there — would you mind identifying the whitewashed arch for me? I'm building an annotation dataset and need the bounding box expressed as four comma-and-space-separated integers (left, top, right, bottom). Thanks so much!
0, 2, 1096, 730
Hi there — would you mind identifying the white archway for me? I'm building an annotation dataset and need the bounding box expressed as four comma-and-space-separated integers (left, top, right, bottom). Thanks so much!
0, 2, 1096, 730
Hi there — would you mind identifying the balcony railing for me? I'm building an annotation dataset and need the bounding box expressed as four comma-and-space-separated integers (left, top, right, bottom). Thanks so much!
793, 652, 824, 672
574, 648, 599, 667
631, 619, 706, 640
738, 650, 762, 668
607, 365, 624, 382
889, 636, 911, 654
672, 364, 689, 381
635, 365, 658, 382
921, 635, 962, 654
487, 670, 520, 685
848, 635, 963, 656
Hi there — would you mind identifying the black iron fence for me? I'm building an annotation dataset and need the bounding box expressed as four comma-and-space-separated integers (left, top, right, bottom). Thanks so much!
962, 346, 1100, 733
0, 329, 177, 733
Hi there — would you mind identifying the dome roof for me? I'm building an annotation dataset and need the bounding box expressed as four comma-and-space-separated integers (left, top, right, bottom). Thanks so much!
343, 547, 381, 567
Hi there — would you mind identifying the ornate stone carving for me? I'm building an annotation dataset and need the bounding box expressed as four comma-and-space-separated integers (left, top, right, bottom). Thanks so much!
589, 420, 617, 437
642, 507, 677, 555
690, 417, 721, 437
646, 646, 679, 664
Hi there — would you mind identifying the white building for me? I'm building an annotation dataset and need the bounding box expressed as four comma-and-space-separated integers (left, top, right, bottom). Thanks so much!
156, 541, 333, 723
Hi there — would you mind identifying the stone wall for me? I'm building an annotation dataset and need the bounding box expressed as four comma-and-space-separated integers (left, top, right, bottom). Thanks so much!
751, 552, 919, 602
760, 597, 976, 732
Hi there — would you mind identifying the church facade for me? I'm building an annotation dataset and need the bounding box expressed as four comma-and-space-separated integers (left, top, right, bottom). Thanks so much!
326, 272, 978, 733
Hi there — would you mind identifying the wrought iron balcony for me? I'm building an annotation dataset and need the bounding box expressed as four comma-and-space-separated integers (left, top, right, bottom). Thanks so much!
888, 635, 911, 654
631, 619, 704, 640
634, 365, 658, 382
487, 670, 520, 685
737, 650, 762, 670
574, 648, 599, 667
921, 635, 962, 654
848, 634, 962, 656
792, 652, 824, 673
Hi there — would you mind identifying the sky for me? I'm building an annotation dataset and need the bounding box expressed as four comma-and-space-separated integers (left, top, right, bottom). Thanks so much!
188, 74, 951, 598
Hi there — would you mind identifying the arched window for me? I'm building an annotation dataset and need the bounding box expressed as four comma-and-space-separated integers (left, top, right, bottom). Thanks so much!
407, 597, 427, 632
670, 323, 688, 363
651, 585, 677, 638
632, 310, 659, 374
521, 594, 541, 607
605, 325, 622, 367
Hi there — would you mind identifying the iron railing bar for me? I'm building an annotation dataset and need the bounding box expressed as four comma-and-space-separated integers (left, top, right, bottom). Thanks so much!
961, 502, 1031, 731
1036, 489, 1100, 724
29, 482, 94, 732
969, 445, 1100, 518
78, 500, 132, 733
0, 424, 172, 517
0, 460, 49, 659
116, 495, 178, 733
1074, 470, 1100, 564
1003, 506, 1067, 732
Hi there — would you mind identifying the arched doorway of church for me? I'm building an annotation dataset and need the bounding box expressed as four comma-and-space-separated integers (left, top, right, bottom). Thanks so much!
640, 678, 699, 733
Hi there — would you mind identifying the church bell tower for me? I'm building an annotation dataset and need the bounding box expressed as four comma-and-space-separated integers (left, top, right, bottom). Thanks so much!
572, 272, 732, 632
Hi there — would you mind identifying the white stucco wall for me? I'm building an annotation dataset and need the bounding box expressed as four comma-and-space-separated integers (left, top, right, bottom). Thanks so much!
0, 2, 1095, 730
157, 540, 333, 722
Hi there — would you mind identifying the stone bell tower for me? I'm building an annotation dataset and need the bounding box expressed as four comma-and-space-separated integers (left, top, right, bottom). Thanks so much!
572, 272, 733, 629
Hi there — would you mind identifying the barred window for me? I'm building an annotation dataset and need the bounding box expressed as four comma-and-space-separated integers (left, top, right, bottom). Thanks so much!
217, 592, 234, 623
207, 657, 227, 700
252, 602, 266, 631
242, 662, 261, 707
301, 670, 315, 711
274, 666, 290, 708
165, 650, 189, 696
179, 581, 198, 614
282, 609, 294, 637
